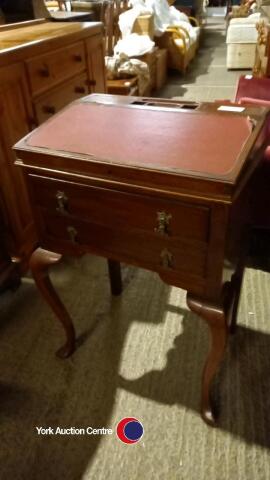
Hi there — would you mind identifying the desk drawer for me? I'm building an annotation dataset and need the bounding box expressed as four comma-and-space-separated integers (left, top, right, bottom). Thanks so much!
27, 42, 86, 96
39, 210, 207, 277
29, 176, 210, 243
34, 74, 89, 124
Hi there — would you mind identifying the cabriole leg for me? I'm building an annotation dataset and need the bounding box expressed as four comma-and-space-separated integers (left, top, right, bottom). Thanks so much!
228, 265, 245, 334
29, 248, 76, 359
107, 259, 122, 296
187, 294, 228, 426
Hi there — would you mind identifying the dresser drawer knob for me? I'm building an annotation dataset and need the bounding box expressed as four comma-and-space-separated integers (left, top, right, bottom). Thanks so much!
28, 117, 38, 130
155, 211, 172, 236
56, 191, 68, 213
43, 105, 56, 115
73, 54, 83, 62
74, 86, 86, 94
67, 226, 78, 243
39, 65, 50, 77
160, 248, 174, 269
88, 79, 96, 87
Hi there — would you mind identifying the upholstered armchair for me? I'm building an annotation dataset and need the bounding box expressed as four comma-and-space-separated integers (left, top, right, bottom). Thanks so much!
150, 0, 200, 73
226, 2, 270, 70
226, 13, 263, 69
155, 17, 200, 73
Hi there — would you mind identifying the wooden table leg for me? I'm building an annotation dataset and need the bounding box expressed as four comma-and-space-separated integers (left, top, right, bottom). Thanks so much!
107, 259, 122, 296
228, 265, 245, 334
29, 247, 76, 359
187, 294, 228, 426
0, 262, 20, 293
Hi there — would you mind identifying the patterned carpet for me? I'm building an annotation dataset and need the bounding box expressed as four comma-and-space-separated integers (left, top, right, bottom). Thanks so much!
1, 17, 270, 480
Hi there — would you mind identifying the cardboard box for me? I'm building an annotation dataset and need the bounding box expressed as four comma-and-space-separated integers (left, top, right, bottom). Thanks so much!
156, 48, 168, 90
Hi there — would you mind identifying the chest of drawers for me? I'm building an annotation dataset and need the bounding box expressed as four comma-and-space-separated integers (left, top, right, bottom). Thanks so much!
14, 94, 270, 424
0, 20, 106, 269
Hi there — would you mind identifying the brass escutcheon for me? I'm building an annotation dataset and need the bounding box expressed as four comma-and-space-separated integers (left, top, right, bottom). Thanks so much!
56, 191, 68, 214
160, 248, 174, 269
155, 211, 172, 235
67, 226, 78, 243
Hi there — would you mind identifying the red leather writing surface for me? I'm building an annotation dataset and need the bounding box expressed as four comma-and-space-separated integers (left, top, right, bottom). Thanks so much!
27, 102, 252, 177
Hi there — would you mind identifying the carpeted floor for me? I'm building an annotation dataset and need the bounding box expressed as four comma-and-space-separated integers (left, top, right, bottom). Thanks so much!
160, 16, 245, 101
1, 17, 270, 480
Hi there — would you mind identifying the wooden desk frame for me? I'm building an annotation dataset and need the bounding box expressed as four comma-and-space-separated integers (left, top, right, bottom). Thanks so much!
14, 95, 270, 425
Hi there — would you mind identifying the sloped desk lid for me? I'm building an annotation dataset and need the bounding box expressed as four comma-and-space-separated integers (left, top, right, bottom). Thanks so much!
15, 95, 269, 189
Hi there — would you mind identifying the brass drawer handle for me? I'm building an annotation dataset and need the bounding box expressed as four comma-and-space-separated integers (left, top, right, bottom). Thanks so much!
39, 64, 50, 77
56, 191, 68, 214
74, 86, 86, 94
160, 248, 174, 269
43, 105, 56, 115
155, 211, 172, 236
67, 226, 78, 243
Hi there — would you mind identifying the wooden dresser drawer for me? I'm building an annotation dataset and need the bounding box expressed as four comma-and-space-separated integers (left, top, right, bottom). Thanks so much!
34, 74, 89, 124
26, 42, 86, 97
29, 176, 210, 243
39, 210, 207, 277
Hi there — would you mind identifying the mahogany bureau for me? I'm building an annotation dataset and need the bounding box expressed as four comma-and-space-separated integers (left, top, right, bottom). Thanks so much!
14, 94, 270, 425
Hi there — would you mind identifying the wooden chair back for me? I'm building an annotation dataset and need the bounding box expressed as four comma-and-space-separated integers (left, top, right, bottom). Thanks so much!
102, 0, 131, 56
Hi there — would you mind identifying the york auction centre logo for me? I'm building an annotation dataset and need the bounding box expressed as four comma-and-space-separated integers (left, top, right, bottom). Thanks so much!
116, 417, 144, 444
